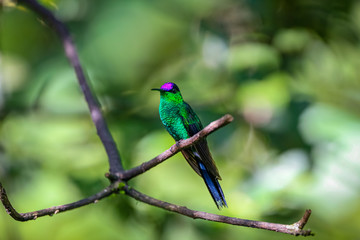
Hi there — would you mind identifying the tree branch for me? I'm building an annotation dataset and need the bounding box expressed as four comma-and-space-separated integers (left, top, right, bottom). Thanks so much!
124, 185, 314, 236
0, 181, 120, 221
1, 180, 314, 236
0, 113, 232, 221
119, 114, 234, 181
17, 0, 123, 175
0, 0, 315, 236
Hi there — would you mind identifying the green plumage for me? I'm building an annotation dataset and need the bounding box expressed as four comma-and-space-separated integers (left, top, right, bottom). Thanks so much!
158, 90, 192, 140
152, 82, 227, 209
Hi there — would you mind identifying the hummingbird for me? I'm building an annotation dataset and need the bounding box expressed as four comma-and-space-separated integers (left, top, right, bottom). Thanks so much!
152, 82, 227, 209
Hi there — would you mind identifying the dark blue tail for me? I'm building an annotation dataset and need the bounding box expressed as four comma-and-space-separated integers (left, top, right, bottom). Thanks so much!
198, 162, 227, 209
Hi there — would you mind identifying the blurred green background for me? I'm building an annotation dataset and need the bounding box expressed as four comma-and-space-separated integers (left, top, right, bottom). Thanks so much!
1, 0, 360, 239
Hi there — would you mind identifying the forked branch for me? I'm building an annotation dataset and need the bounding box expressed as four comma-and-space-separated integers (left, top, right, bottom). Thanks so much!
0, 115, 231, 220
0, 114, 313, 235
0, 0, 314, 236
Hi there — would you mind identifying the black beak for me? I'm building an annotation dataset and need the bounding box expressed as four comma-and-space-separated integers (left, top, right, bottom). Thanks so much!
151, 88, 162, 91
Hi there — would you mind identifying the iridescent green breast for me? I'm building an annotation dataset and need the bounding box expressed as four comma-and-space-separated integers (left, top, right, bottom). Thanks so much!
159, 100, 190, 141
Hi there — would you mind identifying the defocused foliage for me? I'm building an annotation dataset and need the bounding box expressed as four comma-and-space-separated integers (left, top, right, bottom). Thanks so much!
1, 0, 360, 239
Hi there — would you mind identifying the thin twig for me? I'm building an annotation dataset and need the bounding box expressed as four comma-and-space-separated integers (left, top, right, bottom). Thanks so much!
17, 0, 123, 175
0, 182, 24, 221
119, 114, 234, 181
0, 181, 120, 221
124, 185, 314, 236
293, 209, 312, 230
